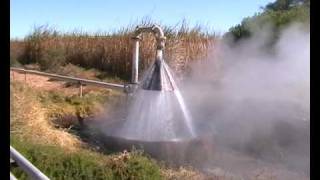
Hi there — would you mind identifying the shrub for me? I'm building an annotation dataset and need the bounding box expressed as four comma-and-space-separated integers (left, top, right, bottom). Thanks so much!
226, 0, 310, 43
11, 137, 163, 180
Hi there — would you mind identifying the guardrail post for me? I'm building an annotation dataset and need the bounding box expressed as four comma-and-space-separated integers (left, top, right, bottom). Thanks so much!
79, 81, 83, 98
24, 70, 27, 83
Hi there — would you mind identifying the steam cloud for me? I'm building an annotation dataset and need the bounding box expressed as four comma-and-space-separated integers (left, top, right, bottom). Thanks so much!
91, 22, 310, 179
180, 22, 310, 178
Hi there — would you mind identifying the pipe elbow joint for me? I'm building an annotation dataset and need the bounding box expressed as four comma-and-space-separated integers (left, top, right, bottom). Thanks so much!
151, 25, 165, 38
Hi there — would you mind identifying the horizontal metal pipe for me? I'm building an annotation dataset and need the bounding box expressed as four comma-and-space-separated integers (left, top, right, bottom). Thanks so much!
10, 146, 50, 180
10, 67, 125, 90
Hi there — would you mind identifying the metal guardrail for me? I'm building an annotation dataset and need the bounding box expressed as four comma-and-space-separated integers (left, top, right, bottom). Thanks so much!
9, 69, 129, 179
10, 172, 18, 180
10, 146, 50, 180
10, 67, 125, 90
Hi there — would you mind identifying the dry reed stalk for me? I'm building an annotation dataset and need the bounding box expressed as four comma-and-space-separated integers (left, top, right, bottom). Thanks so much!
11, 82, 84, 152
11, 21, 218, 80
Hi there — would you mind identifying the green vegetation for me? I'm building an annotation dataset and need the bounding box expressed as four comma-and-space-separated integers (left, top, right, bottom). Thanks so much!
10, 81, 204, 179
226, 0, 310, 43
11, 136, 161, 180
38, 86, 119, 119
10, 1, 311, 178
10, 81, 162, 179
10, 19, 217, 81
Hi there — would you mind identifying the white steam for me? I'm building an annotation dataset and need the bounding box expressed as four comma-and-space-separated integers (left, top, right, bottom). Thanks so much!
89, 22, 310, 179
181, 22, 310, 178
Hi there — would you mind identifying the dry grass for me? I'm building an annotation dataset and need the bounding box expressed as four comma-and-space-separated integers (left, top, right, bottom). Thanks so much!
10, 81, 83, 152
10, 81, 205, 179
10, 70, 79, 94
11, 19, 217, 80
10, 74, 210, 179
161, 166, 209, 180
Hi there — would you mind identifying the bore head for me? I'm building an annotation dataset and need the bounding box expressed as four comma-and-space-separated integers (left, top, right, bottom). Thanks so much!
142, 59, 175, 91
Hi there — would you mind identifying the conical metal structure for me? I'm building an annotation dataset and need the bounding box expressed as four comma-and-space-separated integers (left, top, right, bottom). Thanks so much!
142, 59, 175, 91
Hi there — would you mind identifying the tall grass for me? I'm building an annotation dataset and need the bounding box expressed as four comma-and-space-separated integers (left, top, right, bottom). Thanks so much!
11, 19, 217, 81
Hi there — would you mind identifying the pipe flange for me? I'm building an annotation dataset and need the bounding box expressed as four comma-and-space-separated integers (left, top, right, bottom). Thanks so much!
124, 83, 139, 94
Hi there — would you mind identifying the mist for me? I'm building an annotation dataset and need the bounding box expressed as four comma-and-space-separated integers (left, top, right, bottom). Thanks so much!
88, 22, 310, 179
180, 22, 310, 178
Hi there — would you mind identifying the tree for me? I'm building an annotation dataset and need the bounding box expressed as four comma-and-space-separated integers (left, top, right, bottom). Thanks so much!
225, 0, 309, 43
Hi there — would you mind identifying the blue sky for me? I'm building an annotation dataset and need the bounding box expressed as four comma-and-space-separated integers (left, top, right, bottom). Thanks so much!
10, 0, 274, 39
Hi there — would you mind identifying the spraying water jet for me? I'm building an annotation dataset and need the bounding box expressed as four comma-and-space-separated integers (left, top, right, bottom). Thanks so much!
97, 24, 214, 165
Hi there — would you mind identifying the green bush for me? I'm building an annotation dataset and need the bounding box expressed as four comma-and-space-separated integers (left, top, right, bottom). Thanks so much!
226, 0, 310, 43
10, 137, 114, 180
10, 137, 162, 180
109, 150, 162, 180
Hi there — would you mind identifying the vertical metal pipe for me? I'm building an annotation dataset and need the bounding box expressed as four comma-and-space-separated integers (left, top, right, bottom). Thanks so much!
131, 25, 166, 85
131, 37, 140, 84
156, 49, 163, 61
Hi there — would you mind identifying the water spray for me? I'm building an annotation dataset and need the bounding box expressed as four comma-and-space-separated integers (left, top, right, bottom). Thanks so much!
91, 23, 309, 178
98, 24, 211, 165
